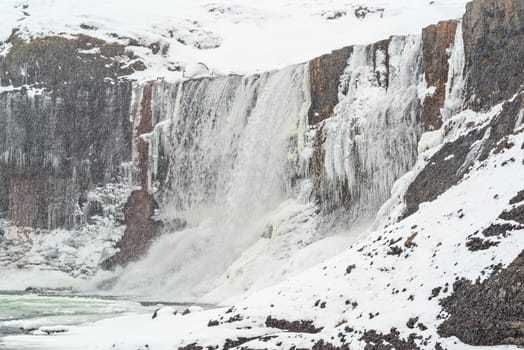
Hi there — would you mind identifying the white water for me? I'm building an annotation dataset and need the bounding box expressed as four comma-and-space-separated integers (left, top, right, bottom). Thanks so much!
108, 65, 312, 299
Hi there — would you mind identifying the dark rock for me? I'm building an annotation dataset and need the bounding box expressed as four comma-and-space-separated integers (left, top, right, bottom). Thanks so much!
509, 190, 524, 205
499, 204, 524, 225
482, 223, 523, 237
225, 314, 243, 323
346, 264, 356, 274
178, 343, 203, 350
265, 316, 323, 333
466, 237, 499, 251
438, 250, 524, 346
308, 46, 353, 124
402, 92, 523, 219
388, 246, 403, 256
462, 0, 524, 110
407, 317, 419, 329
101, 189, 160, 269
207, 319, 219, 327
312, 339, 350, 350
0, 33, 144, 88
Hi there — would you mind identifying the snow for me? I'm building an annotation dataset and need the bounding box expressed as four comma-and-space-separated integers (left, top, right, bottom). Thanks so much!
0, 0, 469, 79
418, 129, 444, 153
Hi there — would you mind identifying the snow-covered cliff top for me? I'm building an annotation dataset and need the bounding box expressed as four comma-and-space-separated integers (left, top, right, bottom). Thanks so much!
0, 0, 468, 78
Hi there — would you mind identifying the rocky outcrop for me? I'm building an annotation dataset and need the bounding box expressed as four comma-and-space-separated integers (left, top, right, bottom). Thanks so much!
462, 0, 524, 111
438, 250, 524, 346
402, 91, 523, 219
421, 20, 458, 131
101, 189, 160, 269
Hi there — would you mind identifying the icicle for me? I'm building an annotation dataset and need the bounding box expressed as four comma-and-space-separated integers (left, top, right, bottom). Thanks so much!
442, 22, 465, 120
320, 35, 424, 225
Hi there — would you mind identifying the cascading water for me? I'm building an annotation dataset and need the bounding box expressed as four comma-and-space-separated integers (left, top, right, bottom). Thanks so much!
108, 65, 312, 298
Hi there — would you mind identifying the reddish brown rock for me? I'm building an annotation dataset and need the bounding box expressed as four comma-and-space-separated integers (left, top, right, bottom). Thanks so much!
308, 46, 353, 125
101, 189, 160, 269
8, 176, 41, 227
136, 82, 155, 189
421, 20, 459, 131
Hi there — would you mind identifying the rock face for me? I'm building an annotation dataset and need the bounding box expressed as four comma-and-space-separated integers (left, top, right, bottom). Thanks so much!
438, 250, 524, 346
101, 190, 160, 269
0, 83, 133, 229
462, 0, 524, 111
308, 46, 353, 125
421, 20, 458, 131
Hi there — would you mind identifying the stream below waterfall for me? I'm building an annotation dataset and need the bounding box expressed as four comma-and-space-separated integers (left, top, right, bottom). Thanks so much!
0, 290, 210, 350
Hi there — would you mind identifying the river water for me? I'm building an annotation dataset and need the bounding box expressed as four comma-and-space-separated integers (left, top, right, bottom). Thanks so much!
0, 290, 202, 350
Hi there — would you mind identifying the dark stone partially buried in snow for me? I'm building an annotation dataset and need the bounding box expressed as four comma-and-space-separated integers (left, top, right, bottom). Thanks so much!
265, 316, 323, 333
360, 328, 421, 350
438, 250, 524, 346
462, 0, 524, 111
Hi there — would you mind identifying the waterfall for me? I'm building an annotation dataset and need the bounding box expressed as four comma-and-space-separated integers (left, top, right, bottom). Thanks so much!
109, 65, 311, 298
107, 36, 428, 300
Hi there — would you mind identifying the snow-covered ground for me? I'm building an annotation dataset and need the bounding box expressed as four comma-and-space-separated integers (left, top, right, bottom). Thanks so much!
0, 0, 468, 79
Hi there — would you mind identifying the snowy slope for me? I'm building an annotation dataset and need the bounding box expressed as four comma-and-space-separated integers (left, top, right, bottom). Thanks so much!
0, 0, 468, 79
4, 96, 523, 350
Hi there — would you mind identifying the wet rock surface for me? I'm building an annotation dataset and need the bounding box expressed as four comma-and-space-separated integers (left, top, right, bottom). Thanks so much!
438, 250, 524, 346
